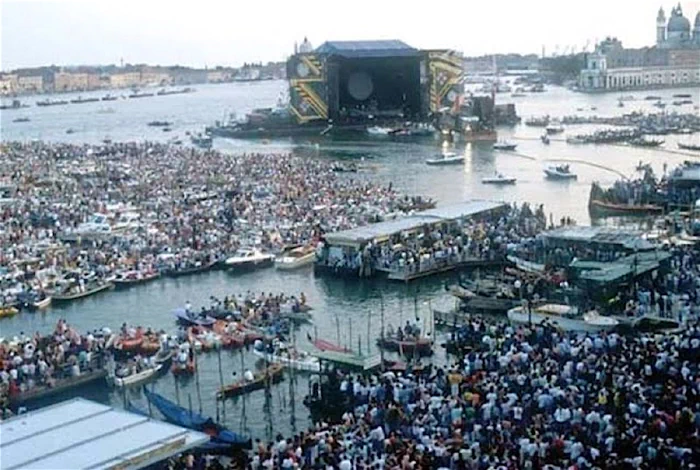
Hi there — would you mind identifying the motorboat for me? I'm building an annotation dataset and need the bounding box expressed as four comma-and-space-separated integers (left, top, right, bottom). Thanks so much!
224, 248, 274, 272
173, 308, 216, 327
366, 126, 392, 136
507, 304, 619, 332
678, 142, 700, 151
482, 172, 516, 185
545, 121, 564, 135
252, 343, 321, 372
544, 164, 577, 180
113, 269, 160, 288
275, 245, 316, 270
425, 152, 464, 166
492, 141, 517, 151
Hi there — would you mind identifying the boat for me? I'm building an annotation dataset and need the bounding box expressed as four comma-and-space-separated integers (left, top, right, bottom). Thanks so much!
425, 152, 464, 166
171, 357, 196, 375
275, 245, 316, 270
252, 345, 321, 372
376, 336, 433, 356
524, 117, 549, 127
673, 93, 692, 98
541, 134, 550, 144
9, 362, 108, 405
143, 388, 252, 449
506, 255, 546, 274
216, 364, 284, 399
113, 270, 160, 288
70, 96, 100, 104
12, 117, 30, 123
65, 128, 76, 134
191, 134, 213, 149
109, 363, 163, 388
311, 338, 351, 353
168, 259, 218, 277
545, 122, 564, 135
511, 93, 526, 98
33, 296, 52, 310
162, 127, 172, 132
630, 138, 663, 147
544, 164, 577, 180
173, 308, 216, 327
128, 92, 155, 99
51, 281, 113, 304
492, 141, 517, 151
366, 126, 392, 136
0, 99, 29, 110
507, 304, 619, 332
645, 95, 662, 100
678, 142, 700, 151
224, 248, 274, 272
653, 101, 666, 109
36, 99, 69, 107
0, 306, 19, 318
156, 87, 195, 96
101, 94, 118, 101
482, 173, 517, 185
618, 95, 635, 101
588, 199, 663, 217
147, 120, 172, 127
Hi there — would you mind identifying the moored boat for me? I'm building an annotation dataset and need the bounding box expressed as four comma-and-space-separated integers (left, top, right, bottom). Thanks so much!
588, 199, 663, 217
224, 248, 274, 272
173, 308, 216, 327
33, 296, 52, 310
109, 363, 164, 388
113, 270, 160, 288
275, 245, 316, 270
167, 259, 218, 277
0, 306, 19, 318
216, 364, 284, 399
507, 304, 619, 332
492, 141, 517, 151
51, 281, 113, 304
252, 343, 320, 372
678, 142, 700, 151
545, 121, 564, 134
376, 335, 433, 356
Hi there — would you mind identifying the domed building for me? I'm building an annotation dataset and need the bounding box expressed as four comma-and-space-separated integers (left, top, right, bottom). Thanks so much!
657, 3, 699, 48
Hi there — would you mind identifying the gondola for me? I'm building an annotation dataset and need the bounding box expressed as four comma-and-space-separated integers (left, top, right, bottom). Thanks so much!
51, 282, 114, 304
216, 364, 284, 399
113, 271, 160, 288
143, 388, 252, 449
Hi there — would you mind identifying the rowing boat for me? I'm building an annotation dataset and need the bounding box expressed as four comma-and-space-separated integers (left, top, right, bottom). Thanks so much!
216, 364, 284, 399
51, 282, 113, 304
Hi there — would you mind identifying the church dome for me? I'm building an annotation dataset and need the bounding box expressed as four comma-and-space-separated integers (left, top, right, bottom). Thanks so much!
668, 12, 691, 32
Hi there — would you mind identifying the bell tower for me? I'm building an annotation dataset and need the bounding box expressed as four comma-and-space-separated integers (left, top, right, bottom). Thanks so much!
657, 6, 666, 45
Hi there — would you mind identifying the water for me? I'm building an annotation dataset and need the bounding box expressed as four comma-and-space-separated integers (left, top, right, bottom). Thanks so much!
1, 80, 698, 439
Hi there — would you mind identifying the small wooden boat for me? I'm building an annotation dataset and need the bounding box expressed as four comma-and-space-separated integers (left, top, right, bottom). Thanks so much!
376, 336, 433, 356
216, 364, 284, 399
110, 363, 163, 388
116, 335, 143, 352
168, 260, 217, 278
544, 165, 577, 180
678, 142, 700, 151
113, 270, 160, 288
588, 199, 663, 217
51, 282, 114, 304
33, 296, 52, 310
0, 306, 19, 318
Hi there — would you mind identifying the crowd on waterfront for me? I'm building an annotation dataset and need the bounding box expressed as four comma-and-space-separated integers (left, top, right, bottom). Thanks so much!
238, 317, 699, 470
0, 141, 431, 307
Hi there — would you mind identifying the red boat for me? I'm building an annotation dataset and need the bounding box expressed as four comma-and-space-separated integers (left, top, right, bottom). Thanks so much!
376, 336, 433, 356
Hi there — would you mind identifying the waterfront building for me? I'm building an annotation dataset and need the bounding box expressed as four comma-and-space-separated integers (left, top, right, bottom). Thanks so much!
54, 71, 90, 92
109, 71, 142, 88
16, 75, 44, 93
579, 4, 700, 91
0, 74, 19, 95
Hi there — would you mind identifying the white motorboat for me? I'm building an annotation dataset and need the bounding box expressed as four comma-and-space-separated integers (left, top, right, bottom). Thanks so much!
275, 245, 316, 270
33, 296, 52, 310
545, 121, 564, 135
482, 172, 516, 185
366, 126, 392, 136
224, 248, 274, 272
425, 152, 464, 166
109, 363, 163, 388
507, 304, 619, 332
544, 164, 577, 180
492, 141, 517, 151
252, 346, 320, 372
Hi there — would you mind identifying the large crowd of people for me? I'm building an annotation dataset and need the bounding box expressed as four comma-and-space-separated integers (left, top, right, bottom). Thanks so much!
0, 141, 430, 306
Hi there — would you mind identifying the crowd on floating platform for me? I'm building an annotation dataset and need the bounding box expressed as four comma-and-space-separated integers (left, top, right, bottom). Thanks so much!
318, 203, 548, 277
559, 111, 700, 135
0, 141, 431, 309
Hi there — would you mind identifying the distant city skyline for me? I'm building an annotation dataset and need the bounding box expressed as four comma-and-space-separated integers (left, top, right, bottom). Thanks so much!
2, 0, 699, 71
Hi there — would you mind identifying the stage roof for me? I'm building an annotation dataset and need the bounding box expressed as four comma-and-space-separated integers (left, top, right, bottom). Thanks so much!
0, 398, 209, 470
315, 40, 420, 58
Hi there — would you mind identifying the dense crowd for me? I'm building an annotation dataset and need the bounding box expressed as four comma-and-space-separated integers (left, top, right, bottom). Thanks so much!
0, 141, 429, 306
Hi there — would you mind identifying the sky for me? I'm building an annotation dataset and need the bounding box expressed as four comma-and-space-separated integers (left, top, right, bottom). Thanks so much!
1, 0, 699, 70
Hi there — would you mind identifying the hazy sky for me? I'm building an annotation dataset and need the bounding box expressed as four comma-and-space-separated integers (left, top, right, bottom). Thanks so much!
2, 0, 699, 70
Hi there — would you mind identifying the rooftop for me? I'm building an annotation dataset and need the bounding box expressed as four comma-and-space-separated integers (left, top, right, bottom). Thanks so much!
315, 40, 420, 59
543, 226, 654, 250
323, 200, 507, 247
315, 350, 382, 371
0, 398, 209, 470
571, 251, 672, 284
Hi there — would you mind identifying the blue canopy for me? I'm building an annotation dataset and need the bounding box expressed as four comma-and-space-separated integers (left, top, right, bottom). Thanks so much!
315, 40, 420, 59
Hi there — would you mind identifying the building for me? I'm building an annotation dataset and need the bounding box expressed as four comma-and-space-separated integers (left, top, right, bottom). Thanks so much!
579, 4, 700, 91
17, 75, 44, 93
110, 71, 142, 88
0, 74, 19, 95
54, 72, 89, 92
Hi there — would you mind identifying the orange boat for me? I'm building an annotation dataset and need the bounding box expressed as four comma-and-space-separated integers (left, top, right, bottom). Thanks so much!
171, 358, 195, 375
118, 335, 143, 352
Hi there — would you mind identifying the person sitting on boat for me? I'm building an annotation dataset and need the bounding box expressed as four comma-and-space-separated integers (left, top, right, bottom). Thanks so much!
244, 369, 254, 382
185, 300, 192, 314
